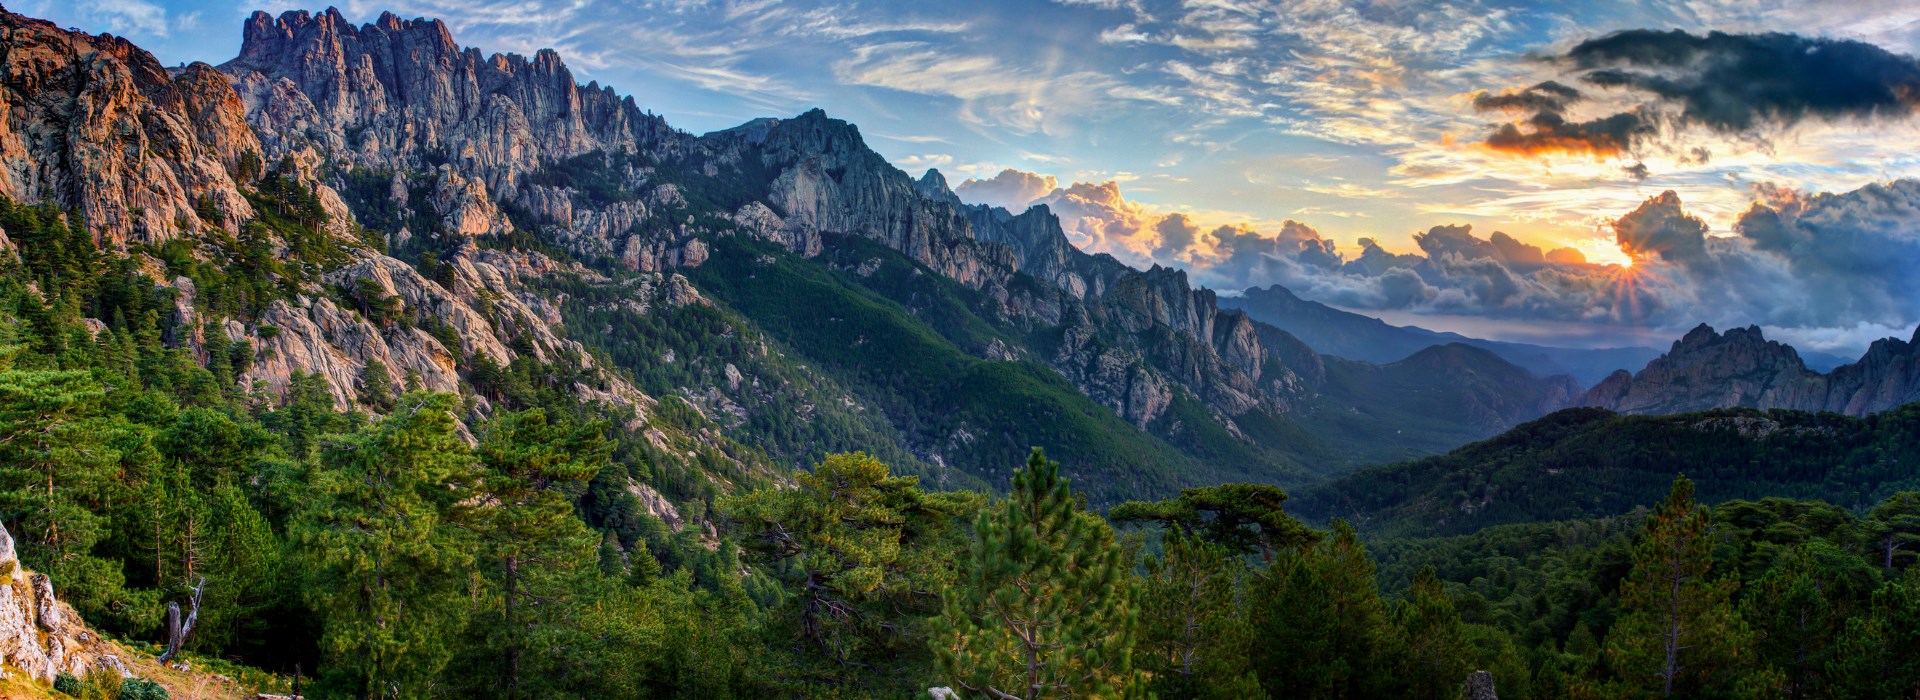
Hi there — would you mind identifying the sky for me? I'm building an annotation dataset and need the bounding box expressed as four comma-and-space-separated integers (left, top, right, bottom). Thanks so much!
25, 0, 1920, 355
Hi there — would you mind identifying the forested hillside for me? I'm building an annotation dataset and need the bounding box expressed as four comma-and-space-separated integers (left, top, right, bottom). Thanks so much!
1290, 405, 1920, 538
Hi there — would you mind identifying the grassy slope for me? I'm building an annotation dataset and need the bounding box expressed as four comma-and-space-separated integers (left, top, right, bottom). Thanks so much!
684, 235, 1226, 502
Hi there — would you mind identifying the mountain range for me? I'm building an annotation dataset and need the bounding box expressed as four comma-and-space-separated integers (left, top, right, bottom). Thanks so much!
0, 6, 1616, 504
1576, 323, 1920, 417
0, 0, 1912, 494
4, 4, 1919, 508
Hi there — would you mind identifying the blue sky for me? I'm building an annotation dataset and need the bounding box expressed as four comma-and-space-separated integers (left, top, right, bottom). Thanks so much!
27, 0, 1920, 353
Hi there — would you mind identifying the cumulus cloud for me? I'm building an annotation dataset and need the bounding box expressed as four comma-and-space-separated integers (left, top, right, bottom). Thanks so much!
1730, 180, 1920, 329
1613, 191, 1709, 266
1153, 214, 1204, 263
954, 169, 1058, 210
1474, 29, 1920, 162
1030, 180, 1161, 266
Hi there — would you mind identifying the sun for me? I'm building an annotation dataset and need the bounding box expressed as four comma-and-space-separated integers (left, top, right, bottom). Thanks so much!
1565, 237, 1637, 268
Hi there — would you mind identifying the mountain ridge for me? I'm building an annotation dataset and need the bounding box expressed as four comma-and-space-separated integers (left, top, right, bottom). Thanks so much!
1221, 284, 1661, 385
0, 4, 1647, 499
1575, 322, 1920, 417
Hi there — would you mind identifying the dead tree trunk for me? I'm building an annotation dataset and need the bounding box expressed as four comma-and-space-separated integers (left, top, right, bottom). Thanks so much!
158, 577, 205, 663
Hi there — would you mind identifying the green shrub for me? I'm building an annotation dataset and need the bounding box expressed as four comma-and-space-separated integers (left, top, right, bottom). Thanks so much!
117, 678, 167, 700
53, 672, 80, 695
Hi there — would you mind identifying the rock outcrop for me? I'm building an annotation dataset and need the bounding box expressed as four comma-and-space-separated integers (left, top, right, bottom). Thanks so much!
1575, 323, 1920, 417
1466, 671, 1499, 700
243, 242, 651, 412
0, 521, 121, 681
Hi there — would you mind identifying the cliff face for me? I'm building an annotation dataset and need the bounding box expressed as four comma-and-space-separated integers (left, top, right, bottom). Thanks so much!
0, 12, 259, 245
1575, 324, 1920, 417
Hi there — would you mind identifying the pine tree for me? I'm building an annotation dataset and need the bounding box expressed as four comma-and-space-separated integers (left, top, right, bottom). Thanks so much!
1250, 519, 1394, 700
0, 367, 157, 628
1744, 541, 1866, 699
1395, 567, 1477, 700
724, 452, 980, 668
0, 370, 129, 570
932, 448, 1146, 699
1137, 529, 1262, 699
460, 408, 610, 700
1825, 568, 1920, 699
596, 531, 626, 578
359, 359, 395, 411
1110, 483, 1319, 561
1603, 476, 1770, 698
627, 537, 662, 587
1867, 492, 1920, 570
291, 392, 477, 698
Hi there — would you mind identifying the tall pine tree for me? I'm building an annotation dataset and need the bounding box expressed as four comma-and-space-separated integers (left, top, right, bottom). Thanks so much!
1136, 529, 1263, 699
456, 408, 611, 699
1602, 476, 1771, 698
723, 452, 980, 683
933, 448, 1145, 699
1395, 567, 1477, 700
291, 393, 477, 698
1250, 519, 1394, 700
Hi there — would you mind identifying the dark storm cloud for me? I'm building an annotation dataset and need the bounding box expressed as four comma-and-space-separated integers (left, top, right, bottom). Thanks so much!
1731, 180, 1920, 326
1567, 30, 1920, 132
1482, 108, 1656, 156
1475, 30, 1920, 165
1471, 80, 1583, 113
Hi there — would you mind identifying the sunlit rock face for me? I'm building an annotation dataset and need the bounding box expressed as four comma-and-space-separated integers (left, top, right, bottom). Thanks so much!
0, 12, 260, 245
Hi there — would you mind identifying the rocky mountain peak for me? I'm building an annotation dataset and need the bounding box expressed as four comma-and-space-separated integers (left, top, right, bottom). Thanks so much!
1664, 323, 1805, 368
1577, 322, 1920, 417
222, 8, 673, 187
915, 169, 962, 207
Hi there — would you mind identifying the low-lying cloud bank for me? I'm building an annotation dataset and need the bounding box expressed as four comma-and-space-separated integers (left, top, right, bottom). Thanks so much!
958, 171, 1920, 354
